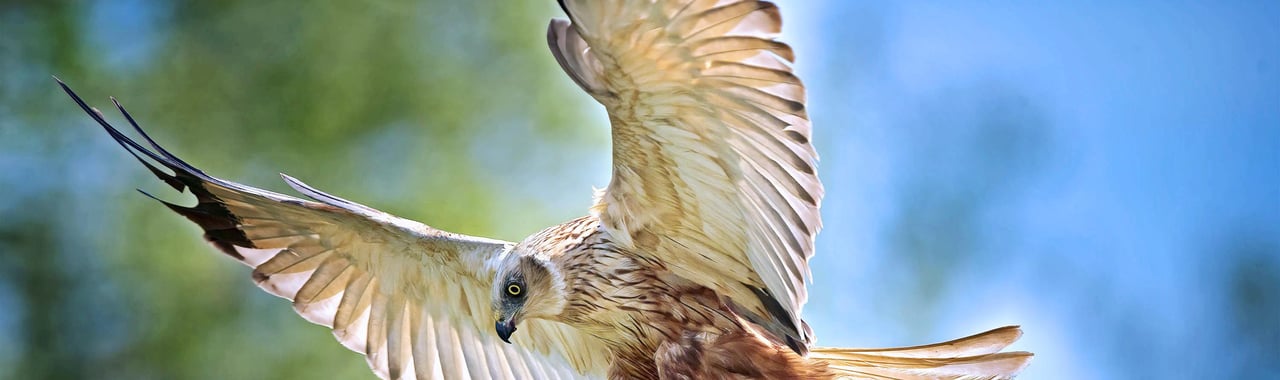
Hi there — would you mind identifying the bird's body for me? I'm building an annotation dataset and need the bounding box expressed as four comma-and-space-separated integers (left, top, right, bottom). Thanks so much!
511, 215, 830, 379
61, 0, 1033, 378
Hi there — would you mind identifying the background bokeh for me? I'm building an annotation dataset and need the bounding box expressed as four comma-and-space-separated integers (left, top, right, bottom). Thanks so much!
1, 1, 1277, 379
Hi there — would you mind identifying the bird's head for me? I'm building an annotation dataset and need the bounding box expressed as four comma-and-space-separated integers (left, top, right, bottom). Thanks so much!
491, 251, 566, 344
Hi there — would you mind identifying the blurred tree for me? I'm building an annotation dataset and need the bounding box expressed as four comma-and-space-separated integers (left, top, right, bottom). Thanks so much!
1222, 234, 1280, 378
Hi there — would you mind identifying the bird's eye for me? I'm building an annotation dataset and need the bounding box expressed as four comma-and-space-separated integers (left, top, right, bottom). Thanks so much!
506, 283, 523, 297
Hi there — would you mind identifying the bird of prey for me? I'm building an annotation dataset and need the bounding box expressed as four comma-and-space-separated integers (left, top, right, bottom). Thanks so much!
61, 0, 1032, 379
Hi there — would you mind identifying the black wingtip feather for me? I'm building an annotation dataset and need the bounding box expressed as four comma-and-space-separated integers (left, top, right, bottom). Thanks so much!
58, 80, 184, 188
207, 239, 247, 260
62, 79, 257, 258
139, 189, 248, 246
109, 96, 206, 177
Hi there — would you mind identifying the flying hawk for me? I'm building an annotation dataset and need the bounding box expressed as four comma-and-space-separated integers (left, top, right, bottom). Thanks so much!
61, 0, 1032, 379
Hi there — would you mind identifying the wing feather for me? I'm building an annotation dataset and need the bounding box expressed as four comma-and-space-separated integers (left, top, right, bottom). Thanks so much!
552, 0, 822, 351
59, 80, 606, 380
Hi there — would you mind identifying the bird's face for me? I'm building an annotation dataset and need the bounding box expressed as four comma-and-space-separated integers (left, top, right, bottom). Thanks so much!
492, 254, 565, 343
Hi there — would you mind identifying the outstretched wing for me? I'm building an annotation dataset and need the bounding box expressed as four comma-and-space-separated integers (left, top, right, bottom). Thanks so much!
59, 81, 609, 380
550, 0, 821, 351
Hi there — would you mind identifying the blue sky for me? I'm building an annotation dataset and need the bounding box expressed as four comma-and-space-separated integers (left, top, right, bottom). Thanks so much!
785, 2, 1279, 378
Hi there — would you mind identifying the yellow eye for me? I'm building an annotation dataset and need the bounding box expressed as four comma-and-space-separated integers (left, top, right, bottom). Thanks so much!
506, 284, 523, 297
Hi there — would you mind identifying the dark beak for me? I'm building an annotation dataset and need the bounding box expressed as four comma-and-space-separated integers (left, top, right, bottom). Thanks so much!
495, 319, 517, 344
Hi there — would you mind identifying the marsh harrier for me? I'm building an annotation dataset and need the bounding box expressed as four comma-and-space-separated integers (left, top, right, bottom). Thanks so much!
62, 0, 1031, 378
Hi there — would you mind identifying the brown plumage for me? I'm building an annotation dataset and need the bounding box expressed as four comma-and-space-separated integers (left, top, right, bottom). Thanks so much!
492, 215, 1029, 379
61, 0, 1032, 379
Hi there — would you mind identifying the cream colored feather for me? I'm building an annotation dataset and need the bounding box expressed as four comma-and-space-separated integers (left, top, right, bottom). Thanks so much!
218, 176, 613, 380
553, 0, 823, 346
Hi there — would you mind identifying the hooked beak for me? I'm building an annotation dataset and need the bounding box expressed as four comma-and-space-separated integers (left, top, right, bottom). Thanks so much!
495, 318, 517, 344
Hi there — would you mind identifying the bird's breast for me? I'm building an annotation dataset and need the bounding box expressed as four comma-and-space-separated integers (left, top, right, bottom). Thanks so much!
552, 232, 747, 378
